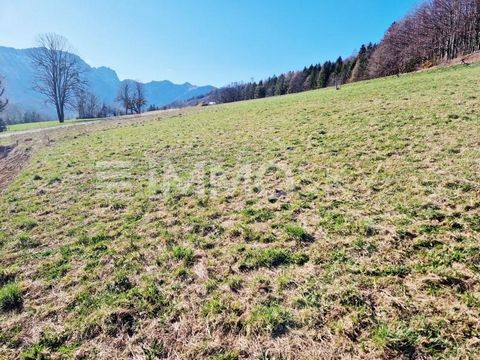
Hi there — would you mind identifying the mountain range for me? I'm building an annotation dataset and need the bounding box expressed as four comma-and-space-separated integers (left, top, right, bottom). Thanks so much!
0, 46, 215, 119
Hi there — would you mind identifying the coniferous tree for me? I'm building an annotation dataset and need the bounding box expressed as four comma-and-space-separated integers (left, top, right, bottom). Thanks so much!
317, 61, 332, 88
334, 57, 343, 75
274, 75, 286, 96
350, 45, 368, 81
303, 70, 316, 91
254, 81, 266, 99
208, 1, 480, 107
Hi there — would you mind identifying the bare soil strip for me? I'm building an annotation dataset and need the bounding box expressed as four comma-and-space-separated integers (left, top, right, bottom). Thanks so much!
0, 144, 32, 190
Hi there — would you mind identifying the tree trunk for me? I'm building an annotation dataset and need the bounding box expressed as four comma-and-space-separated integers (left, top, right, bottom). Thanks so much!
55, 103, 64, 123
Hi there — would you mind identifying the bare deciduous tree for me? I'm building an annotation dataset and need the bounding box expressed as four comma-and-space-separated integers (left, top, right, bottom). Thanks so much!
369, 0, 480, 78
116, 81, 147, 115
0, 77, 8, 113
132, 81, 146, 114
0, 77, 7, 132
29, 33, 85, 123
116, 82, 132, 115
76, 90, 100, 119
287, 71, 307, 94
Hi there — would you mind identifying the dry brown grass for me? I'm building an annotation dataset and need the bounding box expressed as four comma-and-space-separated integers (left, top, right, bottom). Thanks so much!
0, 64, 479, 359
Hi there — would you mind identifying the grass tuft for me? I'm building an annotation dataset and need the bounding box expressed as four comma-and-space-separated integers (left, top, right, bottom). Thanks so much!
172, 245, 195, 266
247, 301, 294, 336
0, 282, 23, 312
284, 224, 313, 242
239, 247, 308, 270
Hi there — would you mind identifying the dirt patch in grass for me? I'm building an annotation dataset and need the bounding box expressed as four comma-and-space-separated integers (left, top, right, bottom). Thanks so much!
0, 144, 32, 191
0, 144, 17, 160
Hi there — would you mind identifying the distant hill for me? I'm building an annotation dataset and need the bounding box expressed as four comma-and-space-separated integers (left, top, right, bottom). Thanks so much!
0, 46, 214, 119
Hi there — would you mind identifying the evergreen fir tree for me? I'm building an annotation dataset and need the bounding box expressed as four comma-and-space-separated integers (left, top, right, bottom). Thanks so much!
274, 75, 286, 96
350, 44, 369, 82
334, 57, 343, 76
317, 61, 332, 88
254, 81, 266, 98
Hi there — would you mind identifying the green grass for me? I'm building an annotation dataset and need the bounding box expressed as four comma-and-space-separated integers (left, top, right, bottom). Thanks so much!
284, 223, 313, 242
239, 247, 309, 270
1, 64, 480, 358
171, 245, 195, 266
0, 283, 22, 312
247, 301, 294, 336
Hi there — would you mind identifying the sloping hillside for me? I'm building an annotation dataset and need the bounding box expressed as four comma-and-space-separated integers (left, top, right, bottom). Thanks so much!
0, 64, 479, 359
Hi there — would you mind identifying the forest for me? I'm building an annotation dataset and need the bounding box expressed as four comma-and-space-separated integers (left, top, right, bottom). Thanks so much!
209, 0, 480, 104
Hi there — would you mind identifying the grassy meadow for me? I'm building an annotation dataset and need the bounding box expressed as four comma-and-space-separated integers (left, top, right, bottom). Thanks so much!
1, 64, 480, 359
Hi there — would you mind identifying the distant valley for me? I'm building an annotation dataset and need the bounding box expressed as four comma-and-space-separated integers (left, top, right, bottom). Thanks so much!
0, 46, 214, 119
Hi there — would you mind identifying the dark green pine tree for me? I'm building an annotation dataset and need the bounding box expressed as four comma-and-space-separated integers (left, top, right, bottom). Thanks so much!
317, 61, 332, 88
266, 76, 277, 97
304, 65, 317, 90
341, 59, 354, 83
274, 75, 286, 96
334, 57, 343, 76
254, 81, 266, 99
350, 44, 370, 82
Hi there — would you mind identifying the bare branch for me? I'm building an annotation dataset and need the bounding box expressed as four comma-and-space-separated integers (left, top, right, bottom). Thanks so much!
29, 33, 86, 123
116, 81, 147, 115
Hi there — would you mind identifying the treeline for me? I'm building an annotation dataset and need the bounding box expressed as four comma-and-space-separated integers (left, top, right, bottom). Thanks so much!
3, 110, 43, 125
370, 0, 480, 77
77, 81, 152, 119
209, 44, 376, 103
209, 0, 480, 104
76, 90, 121, 119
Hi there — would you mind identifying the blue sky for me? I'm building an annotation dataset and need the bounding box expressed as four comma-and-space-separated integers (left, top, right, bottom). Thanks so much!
0, 0, 420, 87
